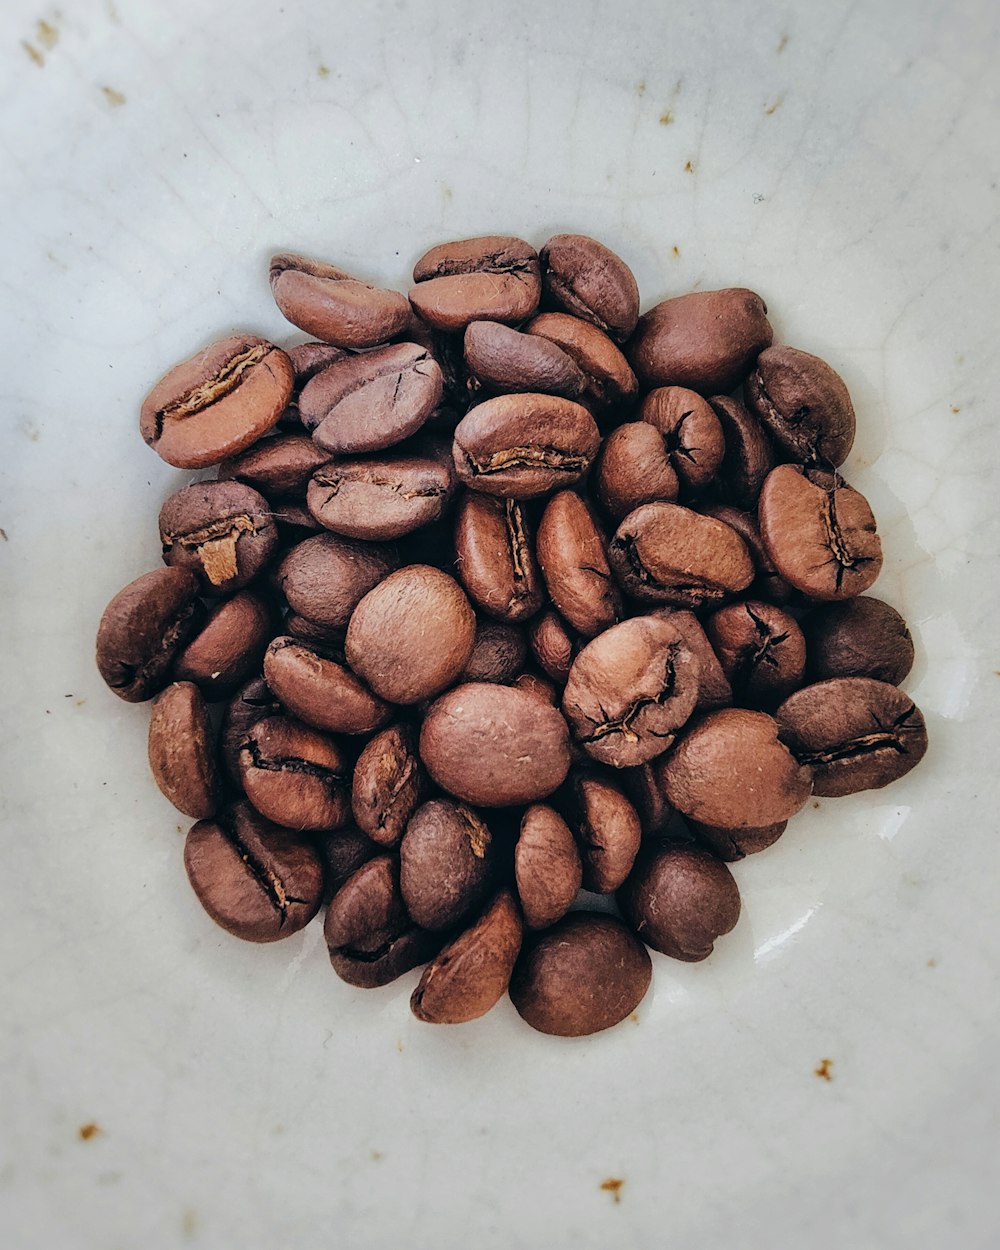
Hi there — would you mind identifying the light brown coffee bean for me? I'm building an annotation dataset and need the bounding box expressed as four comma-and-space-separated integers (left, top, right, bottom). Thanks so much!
562, 771, 642, 893
745, 345, 856, 466
514, 805, 583, 930
409, 235, 541, 332
539, 233, 640, 341
263, 636, 391, 735
704, 600, 807, 709
526, 312, 638, 415
709, 394, 775, 511
172, 589, 273, 701
639, 386, 725, 490
148, 682, 221, 819
400, 799, 497, 931
159, 480, 277, 594
594, 422, 680, 522
276, 533, 398, 631
239, 716, 350, 831
461, 620, 528, 684
463, 320, 587, 399
270, 252, 410, 348
454, 493, 545, 623
351, 723, 424, 848
95, 568, 202, 702
700, 503, 795, 604
619, 846, 741, 961
536, 491, 621, 638
218, 433, 332, 498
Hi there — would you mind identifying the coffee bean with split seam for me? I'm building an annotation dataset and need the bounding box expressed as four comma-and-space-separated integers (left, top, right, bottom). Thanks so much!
159, 480, 277, 594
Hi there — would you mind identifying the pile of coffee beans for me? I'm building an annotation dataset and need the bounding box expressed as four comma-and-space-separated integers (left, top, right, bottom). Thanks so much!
96, 234, 928, 1038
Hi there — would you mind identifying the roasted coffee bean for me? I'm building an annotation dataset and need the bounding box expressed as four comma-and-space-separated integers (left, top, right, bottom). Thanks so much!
173, 589, 273, 700
539, 233, 640, 342
621, 761, 676, 834
511, 669, 560, 706
284, 613, 345, 647
454, 493, 544, 623
619, 846, 741, 961
411, 889, 523, 1024
271, 500, 324, 540
562, 616, 699, 768
395, 512, 459, 575
409, 235, 541, 332
463, 320, 586, 399
147, 682, 221, 819
745, 345, 856, 466
276, 533, 397, 631
220, 676, 282, 788
400, 799, 496, 930
452, 393, 601, 499
351, 723, 424, 847
299, 342, 443, 454
652, 608, 733, 711
609, 502, 754, 608
159, 481, 277, 594
528, 610, 578, 684
656, 707, 813, 827
526, 312, 638, 415
346, 566, 476, 704
461, 620, 528, 684
420, 683, 572, 806
803, 596, 915, 685
514, 805, 583, 929
320, 827, 378, 901
704, 600, 806, 709
140, 335, 293, 469
184, 801, 324, 942
404, 316, 473, 426
96, 568, 202, 702
562, 770, 642, 893
775, 677, 928, 797
709, 394, 775, 511
701, 503, 795, 604
594, 422, 680, 521
263, 635, 391, 735
536, 491, 621, 638
509, 913, 651, 1037
270, 253, 410, 348
639, 386, 725, 491
238, 716, 350, 831
758, 465, 883, 601
218, 433, 331, 498
687, 819, 787, 861
286, 340, 350, 387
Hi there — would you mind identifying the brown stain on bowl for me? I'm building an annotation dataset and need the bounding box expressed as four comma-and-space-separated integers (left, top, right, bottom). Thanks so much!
79, 1122, 102, 1141
102, 86, 126, 107
814, 1058, 833, 1081
600, 1177, 625, 1203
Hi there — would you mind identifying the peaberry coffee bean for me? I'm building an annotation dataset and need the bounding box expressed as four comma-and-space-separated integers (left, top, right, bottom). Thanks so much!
775, 677, 928, 797
803, 596, 915, 686
409, 235, 541, 333
513, 804, 583, 930
651, 608, 733, 711
758, 465, 883, 601
238, 715, 350, 832
594, 422, 680, 522
745, 345, 856, 467
536, 490, 621, 638
159, 480, 277, 594
704, 600, 807, 710
320, 827, 378, 902
528, 609, 578, 684
420, 683, 572, 807
96, 567, 202, 702
147, 682, 221, 819
345, 565, 476, 705
172, 589, 273, 700
639, 386, 726, 491
269, 253, 411, 348
511, 669, 560, 706
400, 799, 496, 931
561, 770, 642, 893
275, 532, 398, 631
709, 394, 775, 511
454, 492, 544, 623
140, 335, 293, 469
463, 320, 587, 399
220, 676, 281, 788
509, 912, 651, 1037
539, 233, 640, 342
461, 620, 528, 684
526, 312, 638, 416
218, 433, 332, 499
561, 615, 700, 768
263, 635, 391, 735
701, 503, 795, 604
351, 723, 424, 848
687, 818, 787, 862
619, 845, 741, 962
184, 801, 324, 943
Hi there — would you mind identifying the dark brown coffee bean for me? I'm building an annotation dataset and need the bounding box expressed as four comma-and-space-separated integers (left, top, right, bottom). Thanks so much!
400, 799, 497, 931
526, 312, 638, 415
286, 340, 350, 385
639, 386, 725, 491
159, 480, 277, 594
775, 677, 928, 797
299, 342, 444, 454
218, 433, 331, 498
272, 501, 324, 540
652, 608, 733, 711
509, 913, 651, 1037
452, 393, 601, 499
562, 771, 641, 892
263, 636, 391, 735
276, 533, 397, 631
239, 716, 350, 831
140, 335, 293, 469
709, 394, 775, 511
594, 422, 680, 521
320, 827, 378, 902
527, 610, 578, 684
628, 288, 773, 393
536, 491, 621, 638
463, 320, 587, 399
351, 723, 424, 848
96, 568, 202, 702
147, 682, 221, 819
687, 819, 787, 861
656, 708, 813, 827
420, 683, 571, 806
540, 233, 640, 342
220, 676, 281, 788
621, 761, 676, 834
514, 805, 583, 929
758, 466, 883, 601
561, 616, 699, 768
804, 596, 915, 685
609, 502, 754, 608
745, 345, 856, 466
284, 613, 346, 647
404, 316, 473, 427
184, 801, 324, 942
172, 589, 273, 700
461, 620, 527, 684
411, 889, 523, 1024
704, 600, 806, 709
619, 846, 740, 961
700, 503, 795, 604
454, 493, 544, 623
270, 253, 410, 348
345, 566, 476, 704
409, 235, 541, 332
511, 669, 560, 706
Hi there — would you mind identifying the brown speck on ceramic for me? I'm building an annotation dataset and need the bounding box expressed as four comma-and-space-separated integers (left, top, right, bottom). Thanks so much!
636, 81, 646, 97
102, 86, 126, 107
814, 1058, 833, 1081
79, 1122, 101, 1140
600, 1178, 625, 1203
318, 64, 330, 77
0, 528, 8, 541
777, 33, 789, 52
23, 40, 44, 66
37, 19, 59, 49
765, 96, 784, 115
660, 110, 674, 125
672, 245, 681, 258
684, 160, 695, 173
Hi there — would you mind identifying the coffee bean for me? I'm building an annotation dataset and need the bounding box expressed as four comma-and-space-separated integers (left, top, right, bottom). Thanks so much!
263, 635, 391, 735
639, 386, 725, 491
775, 677, 928, 797
286, 340, 350, 386
159, 481, 277, 594
656, 707, 813, 827
526, 312, 638, 415
536, 491, 621, 638
400, 799, 497, 931
511, 669, 560, 706
454, 492, 545, 623
271, 500, 324, 540
184, 801, 324, 942
687, 819, 787, 861
404, 315, 473, 426
452, 393, 601, 499
528, 610, 578, 684
420, 683, 572, 806
700, 503, 795, 604
276, 532, 398, 631
621, 761, 676, 835
619, 846, 741, 961
509, 913, 651, 1037
351, 723, 424, 847
409, 235, 541, 332
461, 620, 528, 684
218, 432, 331, 498
594, 422, 680, 521
513, 805, 583, 929
561, 616, 699, 768
562, 770, 641, 892
284, 613, 346, 647
220, 676, 282, 788
96, 568, 202, 702
704, 600, 806, 709
238, 715, 350, 831
345, 566, 476, 704
140, 335, 293, 469
173, 589, 273, 700
758, 465, 883, 601
270, 252, 410, 348
463, 320, 587, 398
411, 889, 523, 1024
745, 345, 856, 466
651, 608, 733, 711
609, 502, 754, 608
320, 827, 378, 902
708, 394, 775, 510
147, 682, 221, 819
804, 596, 915, 685
539, 233, 640, 342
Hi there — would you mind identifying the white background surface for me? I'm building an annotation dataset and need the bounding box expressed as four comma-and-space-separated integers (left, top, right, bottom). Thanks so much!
1, 1, 999, 1247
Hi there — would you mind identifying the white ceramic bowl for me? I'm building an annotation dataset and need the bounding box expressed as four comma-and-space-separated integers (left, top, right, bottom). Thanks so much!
2, 1, 998, 1246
